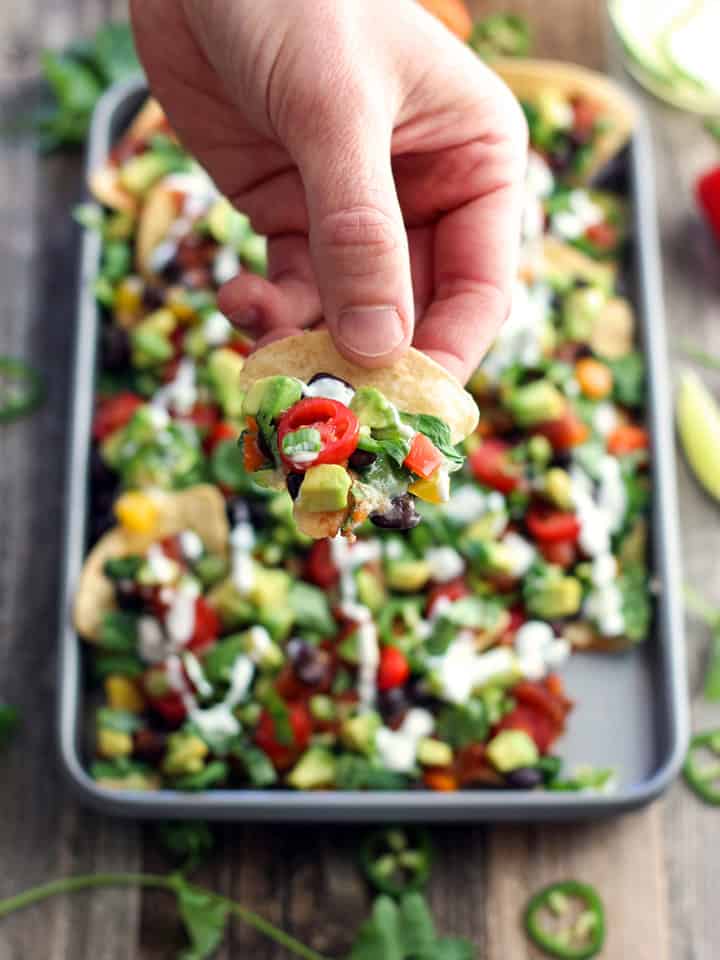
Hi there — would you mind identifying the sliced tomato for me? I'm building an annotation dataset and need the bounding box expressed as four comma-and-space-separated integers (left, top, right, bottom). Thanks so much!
469, 439, 521, 493
533, 410, 589, 451
304, 539, 339, 589
254, 702, 312, 771
426, 577, 470, 616
538, 538, 577, 568
572, 95, 602, 138
186, 402, 219, 435
205, 421, 238, 454
495, 678, 573, 752
187, 597, 221, 655
526, 508, 581, 544
377, 646, 410, 691
147, 691, 187, 727
277, 397, 359, 471
607, 424, 648, 456
404, 432, 444, 479
585, 221, 618, 252
92, 391, 143, 441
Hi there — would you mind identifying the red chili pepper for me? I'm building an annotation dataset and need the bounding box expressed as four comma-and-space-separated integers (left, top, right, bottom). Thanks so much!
92, 391, 143, 441
697, 165, 720, 245
254, 702, 312, 771
304, 539, 339, 589
526, 508, 581, 544
426, 577, 470, 616
468, 439, 521, 493
277, 397, 359, 472
377, 646, 410, 691
404, 432, 444, 479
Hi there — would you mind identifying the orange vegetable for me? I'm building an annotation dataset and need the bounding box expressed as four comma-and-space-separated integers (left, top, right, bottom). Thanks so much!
243, 432, 267, 472
607, 424, 649, 456
575, 357, 613, 400
417, 0, 473, 40
423, 769, 459, 792
404, 432, 444, 479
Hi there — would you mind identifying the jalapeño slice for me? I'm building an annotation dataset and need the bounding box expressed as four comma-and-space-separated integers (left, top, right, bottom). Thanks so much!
360, 827, 433, 896
524, 880, 605, 959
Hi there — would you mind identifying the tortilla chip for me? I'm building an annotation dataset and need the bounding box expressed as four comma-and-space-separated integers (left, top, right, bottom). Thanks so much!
74, 485, 228, 642
136, 182, 179, 278
238, 330, 479, 445
538, 236, 617, 292
591, 296, 636, 358
492, 58, 636, 184
563, 620, 634, 653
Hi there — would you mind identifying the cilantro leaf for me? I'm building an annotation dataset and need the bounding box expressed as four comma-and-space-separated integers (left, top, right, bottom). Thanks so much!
176, 883, 229, 960
435, 700, 489, 749
432, 938, 476, 960
604, 353, 645, 408
92, 22, 141, 84
289, 581, 335, 637
398, 893, 436, 956
157, 821, 215, 865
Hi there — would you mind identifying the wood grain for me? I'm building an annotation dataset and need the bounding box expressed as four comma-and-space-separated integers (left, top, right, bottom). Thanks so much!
0, 0, 717, 958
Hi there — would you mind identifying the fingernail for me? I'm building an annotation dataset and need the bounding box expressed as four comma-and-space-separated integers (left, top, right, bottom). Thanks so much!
337, 306, 405, 358
230, 306, 262, 331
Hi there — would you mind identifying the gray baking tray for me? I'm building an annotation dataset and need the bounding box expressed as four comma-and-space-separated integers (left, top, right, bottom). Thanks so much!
57, 78, 689, 821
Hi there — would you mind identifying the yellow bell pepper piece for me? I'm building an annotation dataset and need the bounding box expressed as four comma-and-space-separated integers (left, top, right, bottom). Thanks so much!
408, 467, 450, 504
105, 675, 145, 713
114, 492, 160, 534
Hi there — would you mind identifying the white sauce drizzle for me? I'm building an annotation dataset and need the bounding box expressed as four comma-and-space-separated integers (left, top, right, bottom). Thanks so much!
304, 376, 355, 406
230, 521, 255, 595
375, 708, 434, 773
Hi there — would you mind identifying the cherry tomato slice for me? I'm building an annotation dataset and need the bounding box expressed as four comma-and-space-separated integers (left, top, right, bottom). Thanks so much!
186, 403, 218, 435
585, 222, 618, 252
377, 646, 410, 691
607, 424, 648, 456
304, 539, 339, 589
404, 433, 444, 479
277, 397, 359, 472
426, 577, 470, 616
526, 508, 580, 544
468, 439, 521, 493
187, 597, 221, 655
92, 391, 143, 441
254, 702, 312, 771
205, 421, 238, 454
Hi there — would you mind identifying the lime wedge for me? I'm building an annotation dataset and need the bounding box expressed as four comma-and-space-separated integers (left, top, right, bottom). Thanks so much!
677, 369, 720, 500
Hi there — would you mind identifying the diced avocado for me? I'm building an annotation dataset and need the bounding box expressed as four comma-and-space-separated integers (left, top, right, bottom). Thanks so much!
341, 711, 381, 755
417, 738, 453, 767
525, 567, 582, 619
486, 729, 539, 773
544, 467, 574, 509
184, 326, 209, 359
356, 568, 386, 613
207, 347, 245, 418
242, 233, 267, 275
350, 386, 397, 429
310, 695, 335, 722
466, 540, 513, 577
119, 153, 181, 196
463, 509, 508, 542
296, 464, 351, 513
206, 198, 251, 250
249, 567, 291, 611
137, 307, 177, 337
130, 327, 174, 368
562, 286, 606, 342
208, 578, 255, 628
163, 732, 209, 776
243, 375, 303, 420
527, 434, 553, 467
504, 380, 566, 428
287, 747, 336, 790
193, 553, 229, 588
386, 559, 431, 593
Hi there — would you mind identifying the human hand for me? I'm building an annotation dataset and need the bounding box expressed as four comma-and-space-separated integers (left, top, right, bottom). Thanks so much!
131, 0, 527, 382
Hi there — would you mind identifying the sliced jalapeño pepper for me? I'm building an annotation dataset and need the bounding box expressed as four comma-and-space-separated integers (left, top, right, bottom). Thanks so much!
684, 730, 720, 805
360, 827, 432, 896
0, 357, 44, 423
525, 880, 605, 960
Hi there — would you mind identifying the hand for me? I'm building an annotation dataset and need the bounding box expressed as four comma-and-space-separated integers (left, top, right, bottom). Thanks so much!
131, 0, 527, 382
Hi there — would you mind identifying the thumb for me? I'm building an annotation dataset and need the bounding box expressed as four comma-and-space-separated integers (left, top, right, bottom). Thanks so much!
294, 108, 414, 367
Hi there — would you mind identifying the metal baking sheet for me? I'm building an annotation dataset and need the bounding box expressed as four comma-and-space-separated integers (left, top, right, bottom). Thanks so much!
57, 78, 689, 821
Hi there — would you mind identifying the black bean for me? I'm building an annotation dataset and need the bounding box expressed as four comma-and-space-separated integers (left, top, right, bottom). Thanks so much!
348, 449, 376, 471
370, 494, 421, 531
551, 451, 572, 469
286, 472, 304, 500
134, 729, 167, 759
142, 284, 165, 310
100, 325, 131, 371
505, 767, 544, 789
248, 499, 270, 527
288, 638, 331, 687
379, 686, 409, 725
116, 583, 144, 613
90, 446, 118, 491
307, 372, 354, 391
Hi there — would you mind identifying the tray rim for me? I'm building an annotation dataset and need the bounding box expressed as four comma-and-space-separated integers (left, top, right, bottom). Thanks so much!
57, 77, 689, 822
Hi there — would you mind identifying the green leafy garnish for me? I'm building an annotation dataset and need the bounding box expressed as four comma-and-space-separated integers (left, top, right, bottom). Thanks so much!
177, 884, 229, 960
604, 352, 645, 408
401, 414, 465, 471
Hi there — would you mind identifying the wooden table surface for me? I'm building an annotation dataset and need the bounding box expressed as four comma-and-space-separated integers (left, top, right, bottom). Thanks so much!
1, 1, 719, 957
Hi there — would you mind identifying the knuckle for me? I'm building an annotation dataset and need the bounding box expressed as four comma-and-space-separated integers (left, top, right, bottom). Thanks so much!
317, 206, 400, 276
